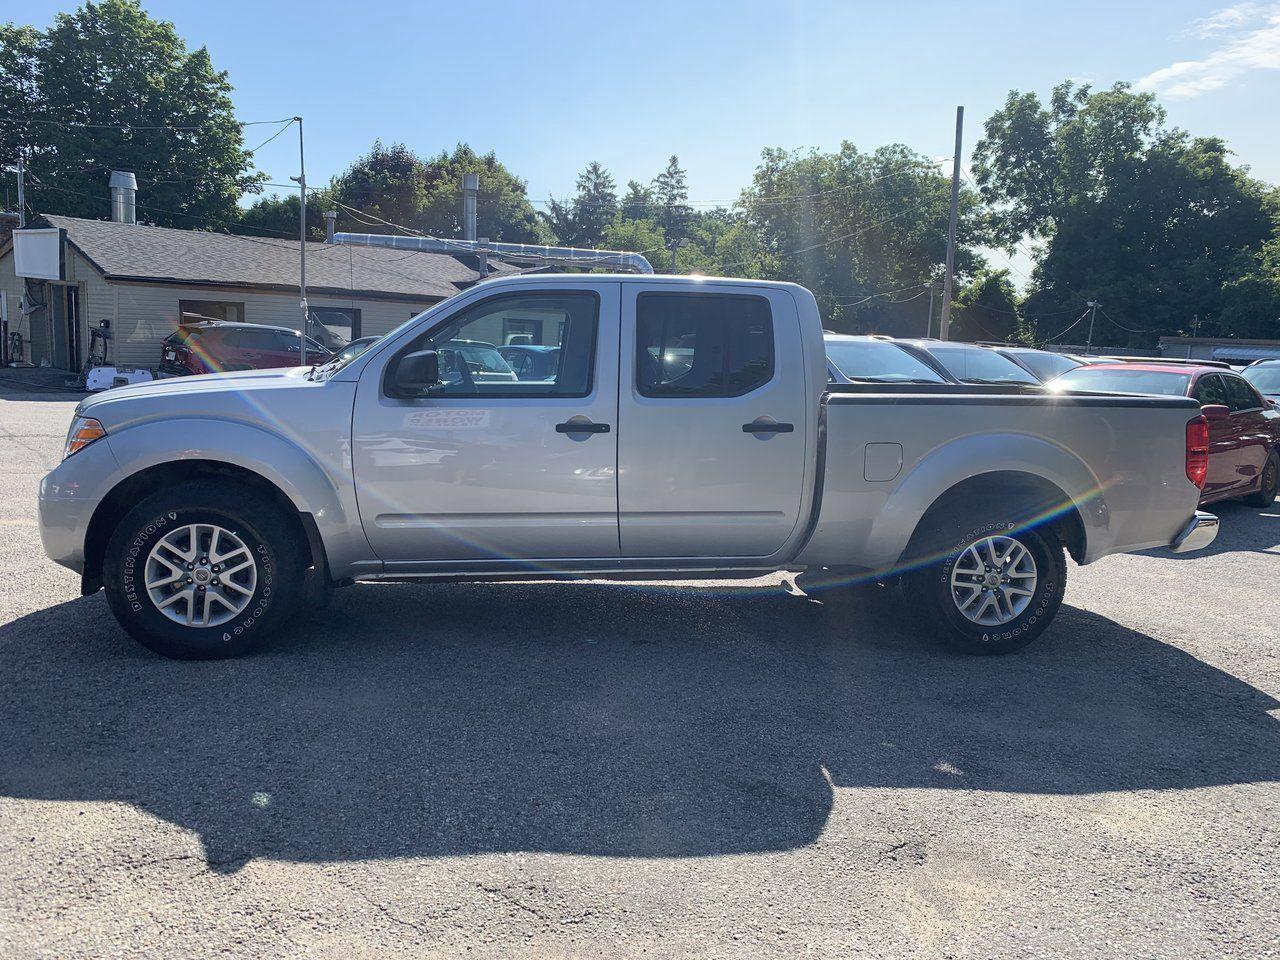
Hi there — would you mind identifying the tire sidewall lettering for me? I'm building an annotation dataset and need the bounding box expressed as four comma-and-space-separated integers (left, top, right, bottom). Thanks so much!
116, 510, 274, 639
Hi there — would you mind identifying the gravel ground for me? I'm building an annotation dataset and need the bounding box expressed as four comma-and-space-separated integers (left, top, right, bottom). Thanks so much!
1, 392, 1278, 959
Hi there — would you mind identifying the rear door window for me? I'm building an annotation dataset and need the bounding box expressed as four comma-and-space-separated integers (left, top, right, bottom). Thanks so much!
1193, 374, 1229, 407
230, 328, 286, 352
1224, 375, 1262, 412
637, 293, 773, 397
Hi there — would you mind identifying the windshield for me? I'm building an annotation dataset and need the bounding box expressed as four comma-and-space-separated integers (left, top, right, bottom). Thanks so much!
1048, 367, 1192, 397
826, 339, 947, 382
1008, 350, 1079, 382
923, 344, 1039, 384
1243, 364, 1280, 395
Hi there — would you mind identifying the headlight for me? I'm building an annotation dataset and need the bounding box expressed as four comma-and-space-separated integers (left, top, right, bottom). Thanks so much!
64, 416, 107, 460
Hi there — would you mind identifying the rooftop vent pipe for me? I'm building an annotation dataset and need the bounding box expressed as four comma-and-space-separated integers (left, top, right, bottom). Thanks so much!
109, 171, 137, 224
328, 232, 654, 274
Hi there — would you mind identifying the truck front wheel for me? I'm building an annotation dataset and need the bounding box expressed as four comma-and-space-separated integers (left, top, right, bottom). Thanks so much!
906, 515, 1066, 655
102, 481, 303, 660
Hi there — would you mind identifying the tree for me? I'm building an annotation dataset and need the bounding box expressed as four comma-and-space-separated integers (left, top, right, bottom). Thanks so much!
0, 0, 261, 229
540, 161, 617, 247
236, 189, 333, 241
738, 142, 987, 332
330, 141, 547, 243
973, 81, 1276, 346
620, 180, 654, 221
952, 269, 1020, 342
652, 155, 692, 240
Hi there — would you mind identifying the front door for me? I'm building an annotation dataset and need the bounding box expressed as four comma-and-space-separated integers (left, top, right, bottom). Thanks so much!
617, 284, 808, 559
353, 283, 620, 562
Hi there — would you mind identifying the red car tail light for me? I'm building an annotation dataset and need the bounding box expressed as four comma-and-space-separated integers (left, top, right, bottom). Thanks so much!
1186, 415, 1209, 488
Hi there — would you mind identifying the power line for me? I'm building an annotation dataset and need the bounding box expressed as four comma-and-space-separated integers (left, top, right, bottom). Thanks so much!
21, 116, 296, 130
1096, 304, 1162, 335
1039, 306, 1094, 345
244, 119, 296, 156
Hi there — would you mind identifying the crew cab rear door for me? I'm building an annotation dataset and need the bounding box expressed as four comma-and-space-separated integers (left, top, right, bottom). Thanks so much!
617, 283, 808, 558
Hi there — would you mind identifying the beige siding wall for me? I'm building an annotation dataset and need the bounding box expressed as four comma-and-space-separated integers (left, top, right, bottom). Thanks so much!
0, 244, 110, 368
111, 283, 438, 369
3, 243, 440, 370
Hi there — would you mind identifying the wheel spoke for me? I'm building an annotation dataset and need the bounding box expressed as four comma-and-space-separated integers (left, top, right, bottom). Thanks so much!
219, 578, 254, 598
956, 585, 982, 611
146, 524, 256, 628
949, 533, 1038, 626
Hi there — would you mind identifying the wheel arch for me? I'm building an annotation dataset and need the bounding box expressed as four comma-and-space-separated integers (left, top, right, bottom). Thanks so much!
899, 470, 1088, 569
82, 459, 326, 595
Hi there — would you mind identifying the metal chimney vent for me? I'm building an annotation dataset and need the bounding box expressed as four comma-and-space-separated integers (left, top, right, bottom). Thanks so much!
109, 171, 137, 224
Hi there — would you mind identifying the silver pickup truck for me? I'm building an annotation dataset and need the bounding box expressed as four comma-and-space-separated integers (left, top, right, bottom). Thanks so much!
39, 274, 1218, 660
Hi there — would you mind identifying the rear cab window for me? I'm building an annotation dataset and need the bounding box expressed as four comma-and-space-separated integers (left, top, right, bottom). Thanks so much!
637, 293, 773, 397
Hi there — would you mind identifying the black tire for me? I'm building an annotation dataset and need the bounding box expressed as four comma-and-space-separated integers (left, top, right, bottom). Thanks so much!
1242, 451, 1279, 507
103, 481, 303, 660
905, 508, 1066, 656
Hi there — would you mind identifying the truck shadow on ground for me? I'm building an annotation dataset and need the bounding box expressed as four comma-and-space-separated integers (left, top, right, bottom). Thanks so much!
2, 578, 1278, 870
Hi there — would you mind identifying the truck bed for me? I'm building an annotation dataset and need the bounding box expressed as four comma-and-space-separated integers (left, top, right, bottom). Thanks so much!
796, 386, 1203, 571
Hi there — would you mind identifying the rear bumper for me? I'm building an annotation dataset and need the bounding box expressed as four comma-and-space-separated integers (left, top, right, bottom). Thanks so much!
1169, 510, 1219, 554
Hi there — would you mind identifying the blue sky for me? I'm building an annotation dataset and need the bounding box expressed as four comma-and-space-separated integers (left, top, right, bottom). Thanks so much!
16, 0, 1280, 220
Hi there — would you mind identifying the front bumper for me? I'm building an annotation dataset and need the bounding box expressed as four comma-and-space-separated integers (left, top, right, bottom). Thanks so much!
38, 437, 120, 574
1169, 510, 1220, 554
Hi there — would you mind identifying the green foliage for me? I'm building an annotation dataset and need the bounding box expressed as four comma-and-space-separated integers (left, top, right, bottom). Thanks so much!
236, 189, 333, 241
952, 269, 1020, 342
974, 81, 1277, 346
540, 161, 618, 248
620, 180, 654, 221
652, 155, 692, 240
0, 0, 260, 229
329, 141, 548, 243
737, 142, 987, 332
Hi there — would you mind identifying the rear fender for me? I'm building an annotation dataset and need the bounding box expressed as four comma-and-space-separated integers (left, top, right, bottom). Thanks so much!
863, 432, 1105, 571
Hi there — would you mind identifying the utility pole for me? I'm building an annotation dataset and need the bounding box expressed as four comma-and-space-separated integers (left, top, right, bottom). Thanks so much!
462, 173, 478, 241
666, 237, 688, 273
939, 106, 964, 341
4, 154, 27, 227
925, 279, 940, 338
1085, 300, 1099, 355
290, 118, 308, 367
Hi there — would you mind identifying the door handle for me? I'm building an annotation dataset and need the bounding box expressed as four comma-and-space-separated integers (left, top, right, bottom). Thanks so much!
556, 420, 610, 434
742, 421, 794, 434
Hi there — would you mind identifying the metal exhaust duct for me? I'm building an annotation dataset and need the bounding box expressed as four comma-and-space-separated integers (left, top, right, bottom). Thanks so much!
108, 171, 137, 224
329, 232, 655, 274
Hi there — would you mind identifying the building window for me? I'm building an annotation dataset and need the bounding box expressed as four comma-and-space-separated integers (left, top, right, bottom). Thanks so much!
307, 306, 360, 351
179, 300, 244, 324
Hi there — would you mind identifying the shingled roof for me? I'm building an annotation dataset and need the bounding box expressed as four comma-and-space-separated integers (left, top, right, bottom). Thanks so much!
34, 215, 513, 302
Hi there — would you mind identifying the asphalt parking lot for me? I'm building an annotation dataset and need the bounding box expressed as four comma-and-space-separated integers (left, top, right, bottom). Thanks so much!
1, 390, 1278, 959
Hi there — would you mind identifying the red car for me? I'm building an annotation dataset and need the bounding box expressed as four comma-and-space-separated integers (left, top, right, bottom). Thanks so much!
160, 321, 333, 377
1049, 362, 1280, 507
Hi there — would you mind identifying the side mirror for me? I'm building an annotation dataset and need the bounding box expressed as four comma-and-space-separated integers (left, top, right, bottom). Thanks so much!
1201, 403, 1230, 422
391, 349, 441, 397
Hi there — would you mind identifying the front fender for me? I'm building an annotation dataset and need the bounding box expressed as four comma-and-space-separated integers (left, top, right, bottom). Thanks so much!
98, 418, 372, 577
862, 432, 1106, 570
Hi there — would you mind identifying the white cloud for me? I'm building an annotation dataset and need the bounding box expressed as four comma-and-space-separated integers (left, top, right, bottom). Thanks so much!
1187, 1, 1264, 37
1138, 3, 1280, 98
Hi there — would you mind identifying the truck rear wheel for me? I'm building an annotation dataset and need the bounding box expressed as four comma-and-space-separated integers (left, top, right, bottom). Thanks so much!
905, 512, 1066, 655
102, 481, 303, 660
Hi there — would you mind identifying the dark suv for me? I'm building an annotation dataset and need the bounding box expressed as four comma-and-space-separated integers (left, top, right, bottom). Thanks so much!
160, 321, 333, 376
